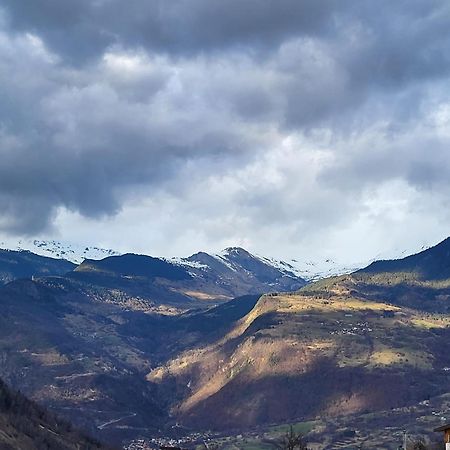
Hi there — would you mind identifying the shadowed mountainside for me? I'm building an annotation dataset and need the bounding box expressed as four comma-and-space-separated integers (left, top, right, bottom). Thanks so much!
62, 248, 306, 312
0, 377, 110, 450
0, 249, 75, 285
74, 254, 192, 281
0, 270, 262, 442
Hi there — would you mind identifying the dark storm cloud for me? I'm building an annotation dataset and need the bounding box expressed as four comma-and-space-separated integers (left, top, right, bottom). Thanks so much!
0, 30, 262, 232
1, 0, 450, 237
1, 0, 341, 63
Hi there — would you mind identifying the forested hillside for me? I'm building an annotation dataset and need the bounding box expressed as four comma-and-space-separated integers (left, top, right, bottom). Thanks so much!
0, 378, 110, 450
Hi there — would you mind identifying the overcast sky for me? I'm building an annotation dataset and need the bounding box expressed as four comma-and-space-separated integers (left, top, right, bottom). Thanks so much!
1, 0, 450, 262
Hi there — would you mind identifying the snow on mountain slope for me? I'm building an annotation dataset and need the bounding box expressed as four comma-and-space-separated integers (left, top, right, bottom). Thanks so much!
0, 237, 432, 281
275, 243, 432, 281
0, 238, 120, 264
170, 247, 297, 278
257, 256, 361, 281
170, 247, 342, 283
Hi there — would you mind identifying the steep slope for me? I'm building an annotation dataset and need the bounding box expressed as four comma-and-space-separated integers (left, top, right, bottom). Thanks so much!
0, 378, 108, 450
335, 236, 450, 313
0, 249, 75, 284
0, 277, 171, 443
176, 247, 306, 298
145, 239, 450, 431
0, 276, 260, 443
148, 289, 450, 430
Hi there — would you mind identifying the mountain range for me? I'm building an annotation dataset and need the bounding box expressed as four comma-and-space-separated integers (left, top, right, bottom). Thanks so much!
0, 238, 449, 448
1, 237, 399, 280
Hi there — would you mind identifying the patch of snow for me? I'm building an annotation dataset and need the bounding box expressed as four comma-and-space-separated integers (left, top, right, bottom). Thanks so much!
211, 253, 238, 272
255, 241, 431, 281
254, 253, 358, 281
167, 257, 209, 270
0, 238, 121, 264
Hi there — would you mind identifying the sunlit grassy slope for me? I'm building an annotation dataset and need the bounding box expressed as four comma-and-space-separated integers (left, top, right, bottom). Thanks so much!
148, 277, 450, 430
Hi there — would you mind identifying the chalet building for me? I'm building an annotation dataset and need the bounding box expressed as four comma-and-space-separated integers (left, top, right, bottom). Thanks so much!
434, 423, 450, 449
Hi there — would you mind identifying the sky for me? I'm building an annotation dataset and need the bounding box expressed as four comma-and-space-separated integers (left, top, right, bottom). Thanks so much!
1, 0, 450, 263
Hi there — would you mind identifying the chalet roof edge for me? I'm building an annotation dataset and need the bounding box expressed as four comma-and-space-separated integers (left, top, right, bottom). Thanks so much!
434, 423, 450, 432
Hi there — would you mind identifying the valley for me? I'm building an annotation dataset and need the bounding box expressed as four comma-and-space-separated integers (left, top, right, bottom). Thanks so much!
0, 240, 449, 448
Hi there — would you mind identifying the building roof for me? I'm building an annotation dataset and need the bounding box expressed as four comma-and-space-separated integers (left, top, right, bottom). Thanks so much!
434, 424, 450, 432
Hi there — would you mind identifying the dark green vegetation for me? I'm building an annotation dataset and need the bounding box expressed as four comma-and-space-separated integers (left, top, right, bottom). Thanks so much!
1, 240, 450, 448
0, 249, 75, 284
0, 377, 109, 449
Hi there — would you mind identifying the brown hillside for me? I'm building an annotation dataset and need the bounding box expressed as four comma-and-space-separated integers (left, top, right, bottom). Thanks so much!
148, 286, 450, 430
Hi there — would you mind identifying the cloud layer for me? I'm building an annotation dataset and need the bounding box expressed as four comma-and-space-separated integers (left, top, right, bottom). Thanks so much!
1, 1, 450, 260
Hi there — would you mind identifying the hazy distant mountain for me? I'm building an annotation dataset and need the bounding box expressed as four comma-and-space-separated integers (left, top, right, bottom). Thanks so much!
175, 246, 306, 295
0, 244, 307, 306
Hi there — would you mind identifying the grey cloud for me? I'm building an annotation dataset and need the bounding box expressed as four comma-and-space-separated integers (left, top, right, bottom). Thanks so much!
0, 33, 265, 233
1, 0, 450, 242
2, 0, 342, 64
4, 1, 450, 127
318, 121, 450, 201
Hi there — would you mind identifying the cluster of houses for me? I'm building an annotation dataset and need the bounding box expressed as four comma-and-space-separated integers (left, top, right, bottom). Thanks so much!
124, 423, 450, 449
329, 320, 373, 336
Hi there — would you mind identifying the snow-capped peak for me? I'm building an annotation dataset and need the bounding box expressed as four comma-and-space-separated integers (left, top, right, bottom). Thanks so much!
0, 238, 121, 264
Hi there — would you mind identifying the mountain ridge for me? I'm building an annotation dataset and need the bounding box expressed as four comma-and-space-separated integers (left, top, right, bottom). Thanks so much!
0, 237, 399, 281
